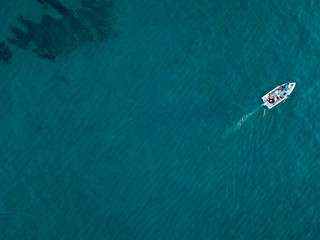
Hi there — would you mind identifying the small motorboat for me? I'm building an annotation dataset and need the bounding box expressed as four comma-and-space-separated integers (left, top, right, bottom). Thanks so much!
262, 82, 296, 109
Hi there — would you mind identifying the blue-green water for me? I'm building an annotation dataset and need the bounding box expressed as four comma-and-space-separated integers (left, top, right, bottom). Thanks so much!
1, 0, 320, 239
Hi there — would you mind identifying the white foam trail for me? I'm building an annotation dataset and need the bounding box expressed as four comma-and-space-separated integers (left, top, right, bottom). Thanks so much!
222, 104, 264, 139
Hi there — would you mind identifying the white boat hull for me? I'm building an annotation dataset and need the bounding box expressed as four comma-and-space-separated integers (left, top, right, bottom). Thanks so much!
262, 82, 296, 109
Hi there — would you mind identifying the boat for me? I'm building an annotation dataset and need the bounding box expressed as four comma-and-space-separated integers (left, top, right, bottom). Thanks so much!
262, 82, 296, 109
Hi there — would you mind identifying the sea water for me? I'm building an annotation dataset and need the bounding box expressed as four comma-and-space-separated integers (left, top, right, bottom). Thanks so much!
0, 0, 320, 239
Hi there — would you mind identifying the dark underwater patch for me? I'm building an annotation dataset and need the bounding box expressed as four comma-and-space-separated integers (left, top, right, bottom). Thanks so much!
1, 0, 116, 64
0, 41, 13, 64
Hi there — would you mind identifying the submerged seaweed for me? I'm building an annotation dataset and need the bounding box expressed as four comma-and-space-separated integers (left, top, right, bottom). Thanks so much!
2, 0, 116, 63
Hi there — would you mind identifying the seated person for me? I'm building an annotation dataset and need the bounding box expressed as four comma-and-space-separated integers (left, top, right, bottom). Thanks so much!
285, 82, 289, 90
268, 95, 275, 103
280, 92, 286, 99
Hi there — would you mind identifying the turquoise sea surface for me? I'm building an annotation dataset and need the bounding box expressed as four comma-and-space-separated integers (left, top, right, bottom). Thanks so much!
1, 0, 320, 239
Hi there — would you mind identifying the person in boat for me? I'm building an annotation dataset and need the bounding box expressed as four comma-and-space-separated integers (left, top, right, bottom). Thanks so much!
285, 82, 289, 90
281, 82, 290, 91
268, 95, 275, 103
280, 92, 287, 99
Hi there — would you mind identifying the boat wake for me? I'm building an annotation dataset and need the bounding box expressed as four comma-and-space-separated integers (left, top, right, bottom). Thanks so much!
222, 104, 264, 139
